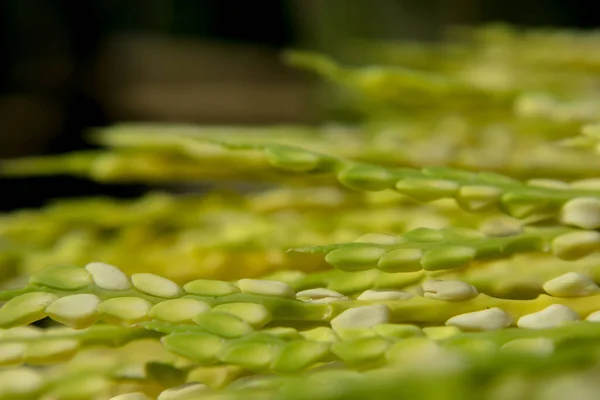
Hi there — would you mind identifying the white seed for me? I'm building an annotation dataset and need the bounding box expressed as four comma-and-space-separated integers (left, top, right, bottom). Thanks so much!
237, 279, 295, 298
45, 294, 101, 329
296, 288, 346, 300
357, 289, 413, 301
330, 304, 390, 331
353, 233, 400, 245
132, 273, 182, 298
500, 337, 554, 356
446, 308, 513, 331
543, 272, 600, 297
586, 311, 600, 322
85, 262, 131, 291
157, 382, 208, 400
296, 288, 348, 303
517, 304, 580, 329
422, 279, 478, 301
560, 197, 600, 229
551, 231, 600, 261
109, 393, 151, 400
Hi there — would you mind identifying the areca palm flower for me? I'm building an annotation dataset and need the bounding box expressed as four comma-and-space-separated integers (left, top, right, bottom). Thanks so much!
3, 25, 600, 399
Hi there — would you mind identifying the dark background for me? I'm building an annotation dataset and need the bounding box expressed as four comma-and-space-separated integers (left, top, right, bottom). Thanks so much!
0, 0, 597, 210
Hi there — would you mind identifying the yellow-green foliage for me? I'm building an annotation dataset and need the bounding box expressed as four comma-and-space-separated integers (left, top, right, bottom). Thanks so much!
4, 25, 600, 399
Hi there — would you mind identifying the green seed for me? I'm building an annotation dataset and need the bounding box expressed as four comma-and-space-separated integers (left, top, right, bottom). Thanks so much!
395, 179, 459, 202
456, 185, 502, 212
271, 341, 330, 373
500, 192, 549, 218
162, 333, 224, 364
325, 246, 386, 272
193, 312, 253, 338
212, 303, 271, 328
552, 231, 600, 261
24, 339, 79, 364
372, 324, 422, 339
0, 292, 58, 328
183, 280, 240, 297
422, 326, 462, 340
29, 265, 92, 290
332, 336, 391, 366
0, 368, 43, 398
377, 248, 423, 273
98, 297, 151, 326
237, 279, 295, 298
299, 327, 339, 342
45, 294, 100, 329
264, 146, 321, 172
146, 361, 186, 387
0, 343, 26, 366
149, 299, 211, 324
402, 228, 445, 242
420, 246, 476, 271
132, 273, 182, 298
337, 163, 394, 191
219, 341, 279, 370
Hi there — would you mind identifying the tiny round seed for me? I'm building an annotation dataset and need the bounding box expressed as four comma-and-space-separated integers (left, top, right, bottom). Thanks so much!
517, 304, 580, 329
85, 262, 131, 291
132, 273, 182, 298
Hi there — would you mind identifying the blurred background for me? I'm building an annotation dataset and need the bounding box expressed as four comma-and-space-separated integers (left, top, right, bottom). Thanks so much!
0, 0, 597, 210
